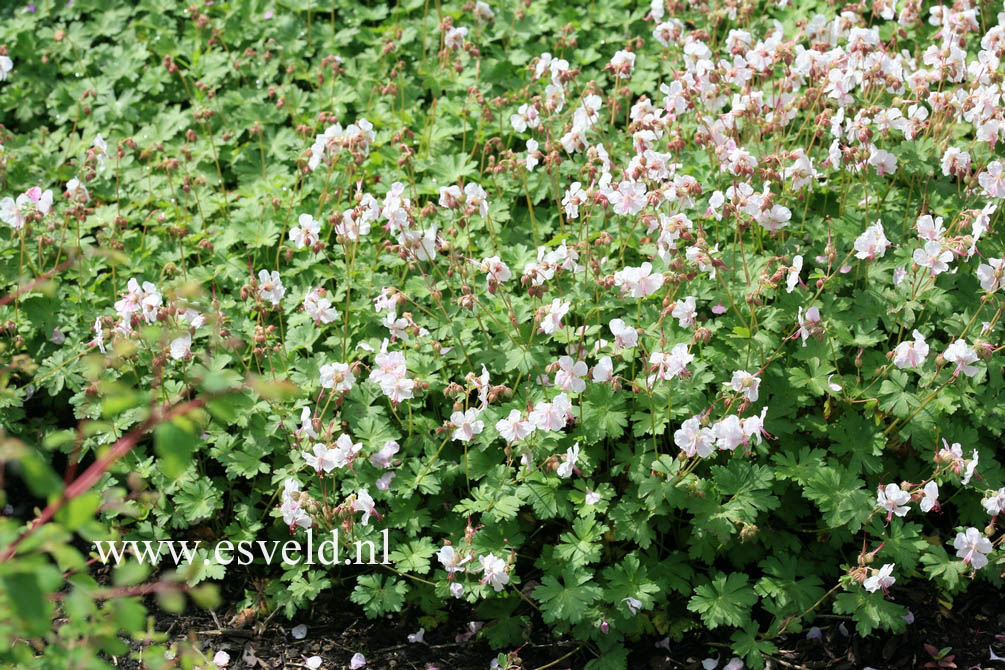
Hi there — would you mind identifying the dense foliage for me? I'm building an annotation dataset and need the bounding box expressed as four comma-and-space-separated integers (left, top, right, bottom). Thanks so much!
1, 0, 1004, 668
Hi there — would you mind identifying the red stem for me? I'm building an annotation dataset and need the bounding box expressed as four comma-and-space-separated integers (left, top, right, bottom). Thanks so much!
0, 396, 208, 563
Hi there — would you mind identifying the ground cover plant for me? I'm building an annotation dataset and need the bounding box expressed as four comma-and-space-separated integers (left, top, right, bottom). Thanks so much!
1, 0, 1004, 668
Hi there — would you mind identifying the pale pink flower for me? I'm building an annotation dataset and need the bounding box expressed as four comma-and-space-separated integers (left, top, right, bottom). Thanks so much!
863, 563, 896, 594
892, 330, 929, 369
877, 483, 911, 519
451, 408, 485, 442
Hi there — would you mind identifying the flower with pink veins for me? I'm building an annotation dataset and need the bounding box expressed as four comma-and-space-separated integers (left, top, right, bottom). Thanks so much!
496, 409, 533, 443
892, 330, 929, 369
352, 488, 377, 526
609, 318, 638, 350
863, 563, 896, 594
725, 370, 760, 402
554, 356, 588, 393
451, 408, 485, 442
608, 180, 648, 216
978, 160, 1005, 198
671, 296, 697, 328
943, 340, 979, 377
539, 299, 570, 335
953, 527, 992, 570
877, 483, 911, 520
854, 221, 891, 260
614, 262, 664, 298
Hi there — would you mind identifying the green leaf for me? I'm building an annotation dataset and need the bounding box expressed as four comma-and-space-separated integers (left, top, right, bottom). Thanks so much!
154, 416, 199, 480
534, 567, 602, 625
687, 572, 758, 629
833, 590, 907, 636
350, 574, 409, 617
1, 571, 53, 637
54, 492, 101, 531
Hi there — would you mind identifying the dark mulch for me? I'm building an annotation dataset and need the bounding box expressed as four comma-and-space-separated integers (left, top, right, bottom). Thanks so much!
112, 574, 1004, 670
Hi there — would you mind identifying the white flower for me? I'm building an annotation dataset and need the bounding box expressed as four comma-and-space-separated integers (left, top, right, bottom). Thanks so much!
609, 318, 638, 350
510, 103, 540, 133
671, 296, 697, 328
303, 289, 339, 324
350, 653, 366, 669
464, 182, 489, 218
289, 213, 321, 249
0, 56, 12, 81
854, 221, 890, 260
592, 356, 613, 383
473, 256, 511, 284
976, 258, 1004, 292
169, 334, 192, 361
444, 26, 468, 50
953, 527, 992, 570
556, 442, 580, 478
943, 340, 979, 377
65, 177, 90, 203
539, 299, 570, 335
978, 160, 1005, 198
867, 145, 897, 175
892, 330, 929, 369
797, 306, 821, 346
352, 488, 377, 526
525, 138, 539, 171
398, 227, 438, 261
562, 182, 587, 219
451, 408, 484, 442
369, 440, 400, 469
863, 563, 896, 593
554, 356, 587, 393
303, 443, 339, 474
913, 241, 952, 276
610, 50, 636, 78
257, 269, 286, 305
877, 483, 911, 519
478, 553, 510, 591
473, 0, 494, 21
585, 489, 602, 505
376, 472, 395, 490
90, 318, 106, 353
280, 479, 312, 530
962, 449, 979, 486
920, 481, 939, 513
714, 415, 746, 451
723, 658, 744, 670
916, 215, 946, 241
647, 343, 694, 385
496, 409, 533, 443
437, 544, 471, 574
213, 650, 231, 667
407, 627, 426, 644
297, 407, 318, 440
331, 434, 362, 469
675, 416, 715, 458
320, 362, 355, 392
622, 596, 643, 615
613, 262, 664, 298
786, 255, 802, 293
291, 624, 308, 640
941, 147, 970, 176
725, 370, 760, 402
609, 181, 648, 216
983, 488, 1005, 516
